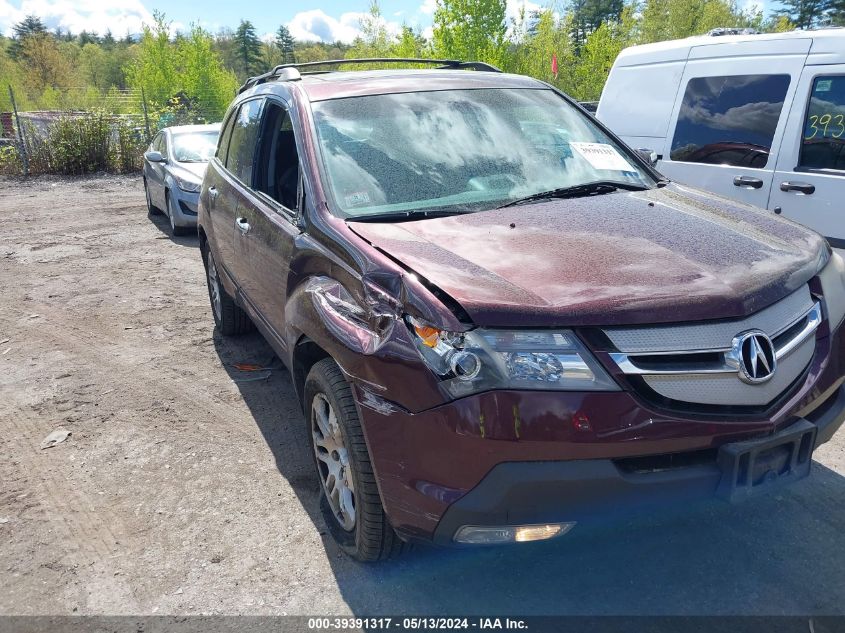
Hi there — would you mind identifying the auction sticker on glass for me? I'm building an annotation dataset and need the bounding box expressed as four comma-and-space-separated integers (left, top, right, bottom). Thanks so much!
569, 142, 634, 171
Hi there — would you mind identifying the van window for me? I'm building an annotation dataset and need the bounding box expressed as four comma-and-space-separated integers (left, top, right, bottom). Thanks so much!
226, 99, 263, 185
799, 76, 845, 172
670, 74, 790, 167
255, 102, 300, 211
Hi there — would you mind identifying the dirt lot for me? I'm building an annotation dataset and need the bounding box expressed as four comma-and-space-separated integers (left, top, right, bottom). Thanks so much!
1, 175, 844, 617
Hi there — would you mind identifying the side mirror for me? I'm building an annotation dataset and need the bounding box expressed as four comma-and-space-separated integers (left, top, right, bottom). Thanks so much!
637, 148, 658, 167
144, 150, 165, 163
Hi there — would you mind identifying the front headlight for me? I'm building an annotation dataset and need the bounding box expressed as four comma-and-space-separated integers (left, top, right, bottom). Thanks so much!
174, 173, 201, 193
406, 317, 619, 397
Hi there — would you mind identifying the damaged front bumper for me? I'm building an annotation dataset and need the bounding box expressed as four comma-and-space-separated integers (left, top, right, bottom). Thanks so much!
351, 326, 845, 546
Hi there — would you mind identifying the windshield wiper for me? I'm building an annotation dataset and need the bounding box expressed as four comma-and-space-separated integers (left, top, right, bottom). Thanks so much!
496, 180, 650, 209
347, 208, 471, 223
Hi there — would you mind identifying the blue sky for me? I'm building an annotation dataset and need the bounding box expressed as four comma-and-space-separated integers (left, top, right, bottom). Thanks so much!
0, 0, 776, 41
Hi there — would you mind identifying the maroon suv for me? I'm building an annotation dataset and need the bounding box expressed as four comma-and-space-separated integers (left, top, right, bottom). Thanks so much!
197, 59, 845, 561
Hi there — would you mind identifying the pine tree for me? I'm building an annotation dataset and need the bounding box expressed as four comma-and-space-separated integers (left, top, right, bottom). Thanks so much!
234, 20, 262, 77
570, 0, 624, 48
10, 14, 47, 60
829, 0, 845, 24
776, 0, 831, 29
275, 24, 296, 64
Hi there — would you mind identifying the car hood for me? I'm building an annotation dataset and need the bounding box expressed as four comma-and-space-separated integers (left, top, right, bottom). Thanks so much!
347, 184, 827, 327
170, 162, 207, 180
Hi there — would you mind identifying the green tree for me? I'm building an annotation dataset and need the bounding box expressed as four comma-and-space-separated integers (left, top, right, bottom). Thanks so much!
433, 0, 507, 67
275, 24, 296, 64
571, 6, 635, 100
348, 1, 393, 60
178, 25, 239, 119
570, 0, 625, 47
776, 0, 831, 28
10, 14, 47, 60
393, 26, 428, 58
125, 11, 178, 104
830, 0, 845, 24
234, 20, 262, 77
21, 34, 73, 91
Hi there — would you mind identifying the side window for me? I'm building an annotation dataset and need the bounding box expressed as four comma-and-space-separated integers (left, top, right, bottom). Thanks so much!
800, 76, 845, 172
160, 133, 169, 158
670, 74, 791, 167
226, 99, 263, 185
254, 102, 301, 211
216, 111, 236, 164
150, 132, 161, 151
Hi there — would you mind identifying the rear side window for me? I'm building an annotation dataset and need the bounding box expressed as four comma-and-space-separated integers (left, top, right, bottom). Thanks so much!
800, 76, 845, 172
216, 112, 236, 163
670, 74, 790, 167
226, 99, 263, 185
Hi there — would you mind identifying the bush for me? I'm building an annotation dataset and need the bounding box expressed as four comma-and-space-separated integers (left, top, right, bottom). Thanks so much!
6, 111, 148, 176
0, 144, 21, 175
49, 111, 112, 175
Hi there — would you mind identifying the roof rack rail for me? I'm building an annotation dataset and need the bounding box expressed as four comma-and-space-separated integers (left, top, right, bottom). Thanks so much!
237, 58, 502, 94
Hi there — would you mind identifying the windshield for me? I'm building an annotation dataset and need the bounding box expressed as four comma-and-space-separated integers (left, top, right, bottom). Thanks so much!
171, 131, 219, 163
312, 88, 654, 218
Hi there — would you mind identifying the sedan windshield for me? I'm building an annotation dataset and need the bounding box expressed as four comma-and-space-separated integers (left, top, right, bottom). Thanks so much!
172, 131, 218, 163
312, 88, 655, 218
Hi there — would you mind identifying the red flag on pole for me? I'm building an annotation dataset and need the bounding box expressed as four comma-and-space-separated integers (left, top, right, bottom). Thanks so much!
552, 53, 559, 80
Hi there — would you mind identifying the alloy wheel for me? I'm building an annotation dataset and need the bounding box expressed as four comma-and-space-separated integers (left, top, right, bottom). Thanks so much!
206, 252, 222, 322
311, 393, 356, 531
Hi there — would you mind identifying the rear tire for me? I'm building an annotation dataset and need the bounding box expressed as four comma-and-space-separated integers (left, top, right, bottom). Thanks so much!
305, 358, 409, 562
203, 246, 253, 336
144, 178, 161, 216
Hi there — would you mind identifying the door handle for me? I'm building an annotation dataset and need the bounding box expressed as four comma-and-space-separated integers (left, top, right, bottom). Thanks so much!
780, 181, 815, 195
733, 175, 764, 189
235, 217, 251, 235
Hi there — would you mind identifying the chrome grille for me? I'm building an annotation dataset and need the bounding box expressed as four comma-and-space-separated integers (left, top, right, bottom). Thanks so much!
605, 287, 820, 407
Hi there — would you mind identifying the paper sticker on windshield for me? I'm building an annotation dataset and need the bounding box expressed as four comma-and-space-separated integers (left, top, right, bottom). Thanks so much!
345, 191, 371, 207
570, 142, 634, 171
815, 79, 832, 93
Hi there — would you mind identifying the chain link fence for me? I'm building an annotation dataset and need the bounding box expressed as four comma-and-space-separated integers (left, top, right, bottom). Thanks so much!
1, 86, 228, 176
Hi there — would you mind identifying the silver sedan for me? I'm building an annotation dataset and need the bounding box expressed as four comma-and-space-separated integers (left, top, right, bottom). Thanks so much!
143, 124, 221, 236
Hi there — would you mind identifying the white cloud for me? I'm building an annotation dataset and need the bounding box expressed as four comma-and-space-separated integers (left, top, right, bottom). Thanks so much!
419, 0, 437, 15
506, 0, 542, 23
0, 0, 158, 37
287, 8, 402, 45
287, 9, 363, 44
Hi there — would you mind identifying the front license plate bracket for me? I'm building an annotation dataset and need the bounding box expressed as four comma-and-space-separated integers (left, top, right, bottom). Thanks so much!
716, 418, 817, 502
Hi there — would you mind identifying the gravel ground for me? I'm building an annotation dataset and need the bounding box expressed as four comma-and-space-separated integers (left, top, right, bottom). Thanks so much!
0, 174, 844, 617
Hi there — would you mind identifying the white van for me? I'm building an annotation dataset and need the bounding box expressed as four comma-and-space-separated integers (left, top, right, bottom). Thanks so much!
597, 29, 845, 247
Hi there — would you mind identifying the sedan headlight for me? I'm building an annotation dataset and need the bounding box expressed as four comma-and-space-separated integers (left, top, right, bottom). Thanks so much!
406, 317, 619, 397
174, 173, 201, 193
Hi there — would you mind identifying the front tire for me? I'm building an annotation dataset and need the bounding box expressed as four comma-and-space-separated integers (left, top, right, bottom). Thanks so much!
144, 178, 161, 216
305, 358, 408, 561
167, 191, 190, 237
203, 246, 253, 336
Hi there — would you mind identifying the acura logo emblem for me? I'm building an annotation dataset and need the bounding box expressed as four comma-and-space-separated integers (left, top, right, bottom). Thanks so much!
734, 331, 777, 384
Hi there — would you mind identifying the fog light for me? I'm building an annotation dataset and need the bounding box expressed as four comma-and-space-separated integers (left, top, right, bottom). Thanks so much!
453, 523, 574, 544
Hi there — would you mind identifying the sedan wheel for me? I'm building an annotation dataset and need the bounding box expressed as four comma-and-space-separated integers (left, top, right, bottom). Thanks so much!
145, 179, 161, 216
167, 192, 189, 237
